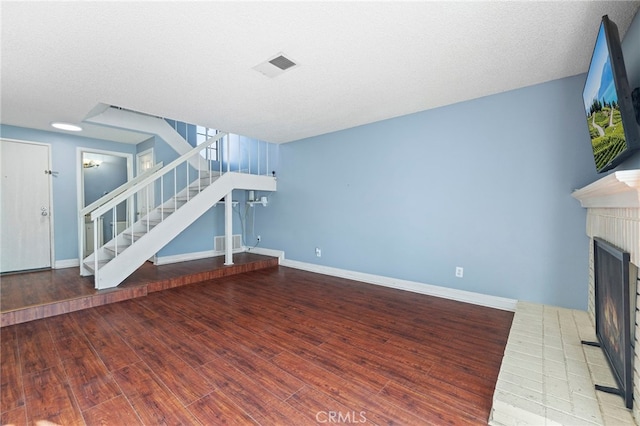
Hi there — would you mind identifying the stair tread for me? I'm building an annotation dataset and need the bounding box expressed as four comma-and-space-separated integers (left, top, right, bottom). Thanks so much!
83, 259, 110, 272
104, 244, 131, 254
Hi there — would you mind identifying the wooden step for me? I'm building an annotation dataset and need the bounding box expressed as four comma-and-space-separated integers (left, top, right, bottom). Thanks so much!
82, 259, 110, 273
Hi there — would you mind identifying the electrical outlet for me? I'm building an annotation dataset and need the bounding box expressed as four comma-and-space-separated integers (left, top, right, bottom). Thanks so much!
455, 267, 464, 278
315, 247, 322, 257
257, 235, 261, 242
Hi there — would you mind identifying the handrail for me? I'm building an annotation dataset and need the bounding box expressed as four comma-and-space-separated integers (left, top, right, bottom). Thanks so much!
80, 162, 164, 217
90, 132, 227, 221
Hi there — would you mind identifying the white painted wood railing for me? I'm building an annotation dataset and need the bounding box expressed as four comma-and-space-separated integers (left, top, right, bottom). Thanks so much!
80, 132, 227, 280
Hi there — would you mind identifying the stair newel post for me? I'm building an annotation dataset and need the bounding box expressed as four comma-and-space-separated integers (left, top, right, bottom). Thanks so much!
224, 191, 234, 266
160, 175, 164, 220
112, 207, 117, 257
219, 139, 223, 176
197, 149, 201, 193
186, 161, 190, 202
226, 134, 230, 173
173, 168, 177, 215
129, 194, 135, 242
93, 215, 99, 286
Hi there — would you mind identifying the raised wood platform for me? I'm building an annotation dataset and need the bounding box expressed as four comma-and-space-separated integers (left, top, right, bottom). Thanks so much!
0, 253, 278, 327
1, 266, 513, 424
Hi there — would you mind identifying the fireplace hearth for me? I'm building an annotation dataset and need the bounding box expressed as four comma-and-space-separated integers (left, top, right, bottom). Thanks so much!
489, 171, 640, 425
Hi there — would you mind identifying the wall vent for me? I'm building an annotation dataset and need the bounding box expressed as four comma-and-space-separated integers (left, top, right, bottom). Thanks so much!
214, 235, 242, 251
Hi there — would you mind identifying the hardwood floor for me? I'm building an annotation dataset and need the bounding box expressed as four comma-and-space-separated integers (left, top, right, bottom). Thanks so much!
1, 253, 278, 327
1, 266, 514, 425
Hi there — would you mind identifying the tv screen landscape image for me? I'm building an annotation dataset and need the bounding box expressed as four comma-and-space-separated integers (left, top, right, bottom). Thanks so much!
583, 16, 640, 173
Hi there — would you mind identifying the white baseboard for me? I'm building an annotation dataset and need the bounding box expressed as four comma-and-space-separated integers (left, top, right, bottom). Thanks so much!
247, 247, 285, 263
54, 258, 80, 269
280, 258, 517, 312
153, 248, 246, 266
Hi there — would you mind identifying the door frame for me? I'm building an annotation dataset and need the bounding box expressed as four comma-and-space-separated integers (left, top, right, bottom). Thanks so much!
1, 138, 55, 270
76, 147, 133, 258
136, 148, 155, 218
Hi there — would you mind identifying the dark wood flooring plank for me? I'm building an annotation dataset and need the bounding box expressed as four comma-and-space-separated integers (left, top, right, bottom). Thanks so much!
71, 310, 141, 372
113, 362, 199, 424
272, 349, 426, 425
285, 386, 362, 425
0, 405, 26, 425
22, 366, 84, 425
198, 357, 313, 425
379, 379, 487, 425
124, 331, 212, 406
188, 389, 260, 425
16, 320, 61, 376
1, 326, 24, 414
215, 340, 305, 401
81, 395, 143, 425
140, 316, 219, 368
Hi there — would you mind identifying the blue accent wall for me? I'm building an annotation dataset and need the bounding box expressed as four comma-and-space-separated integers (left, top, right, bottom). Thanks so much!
615, 9, 640, 170
255, 74, 601, 309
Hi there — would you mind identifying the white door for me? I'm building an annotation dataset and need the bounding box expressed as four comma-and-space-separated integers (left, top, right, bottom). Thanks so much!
0, 140, 52, 272
136, 149, 154, 218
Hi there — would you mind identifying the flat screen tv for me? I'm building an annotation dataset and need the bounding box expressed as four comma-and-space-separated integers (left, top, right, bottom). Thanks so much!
583, 15, 640, 173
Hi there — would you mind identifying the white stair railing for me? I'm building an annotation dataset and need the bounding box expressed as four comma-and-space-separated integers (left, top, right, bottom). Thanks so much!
81, 132, 227, 282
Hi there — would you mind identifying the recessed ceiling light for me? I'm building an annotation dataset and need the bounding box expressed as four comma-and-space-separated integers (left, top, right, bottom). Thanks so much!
51, 122, 83, 132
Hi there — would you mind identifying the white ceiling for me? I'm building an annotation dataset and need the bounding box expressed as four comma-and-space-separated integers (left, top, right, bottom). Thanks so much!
1, 1, 639, 144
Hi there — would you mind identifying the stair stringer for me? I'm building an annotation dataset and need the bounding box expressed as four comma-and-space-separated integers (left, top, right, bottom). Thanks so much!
84, 106, 208, 171
94, 172, 276, 289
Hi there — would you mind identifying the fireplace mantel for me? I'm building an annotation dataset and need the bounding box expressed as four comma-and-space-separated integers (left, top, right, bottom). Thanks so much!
572, 170, 640, 208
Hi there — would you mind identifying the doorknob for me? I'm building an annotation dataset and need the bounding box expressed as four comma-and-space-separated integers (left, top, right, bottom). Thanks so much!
41, 207, 48, 216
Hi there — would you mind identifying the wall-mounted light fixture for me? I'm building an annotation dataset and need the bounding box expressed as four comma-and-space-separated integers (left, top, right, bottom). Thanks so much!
83, 159, 102, 168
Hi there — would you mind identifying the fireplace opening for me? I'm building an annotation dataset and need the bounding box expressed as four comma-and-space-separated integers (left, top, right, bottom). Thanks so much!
591, 237, 638, 409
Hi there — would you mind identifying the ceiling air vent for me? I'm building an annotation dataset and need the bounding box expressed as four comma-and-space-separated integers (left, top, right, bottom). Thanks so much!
253, 53, 298, 78
269, 55, 296, 71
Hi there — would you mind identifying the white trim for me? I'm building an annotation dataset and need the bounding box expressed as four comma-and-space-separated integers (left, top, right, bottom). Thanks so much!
248, 247, 284, 263
572, 170, 640, 208
153, 247, 246, 266
280, 258, 517, 312
77, 147, 134, 270
54, 258, 80, 269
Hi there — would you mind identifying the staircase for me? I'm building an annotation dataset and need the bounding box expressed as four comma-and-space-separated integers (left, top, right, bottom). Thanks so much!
79, 116, 276, 290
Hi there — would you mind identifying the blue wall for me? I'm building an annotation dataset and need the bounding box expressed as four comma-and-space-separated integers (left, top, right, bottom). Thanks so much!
615, 9, 640, 170
83, 155, 128, 241
253, 10, 640, 310
256, 74, 601, 309
0, 125, 137, 261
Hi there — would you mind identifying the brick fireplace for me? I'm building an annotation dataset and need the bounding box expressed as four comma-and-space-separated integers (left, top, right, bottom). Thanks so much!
574, 170, 640, 423
490, 170, 640, 426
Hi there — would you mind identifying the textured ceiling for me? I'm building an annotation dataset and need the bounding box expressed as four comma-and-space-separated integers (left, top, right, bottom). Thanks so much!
1, 1, 639, 144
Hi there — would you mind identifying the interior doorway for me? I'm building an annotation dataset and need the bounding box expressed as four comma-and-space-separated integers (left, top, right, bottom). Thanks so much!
136, 148, 154, 219
79, 149, 132, 257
